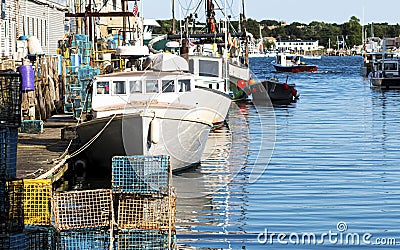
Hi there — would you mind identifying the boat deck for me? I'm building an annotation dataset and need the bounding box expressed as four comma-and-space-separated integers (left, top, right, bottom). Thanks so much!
16, 115, 77, 179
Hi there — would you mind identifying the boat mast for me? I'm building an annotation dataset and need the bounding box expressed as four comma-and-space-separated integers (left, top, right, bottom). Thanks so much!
172, 0, 176, 34
241, 0, 249, 65
206, 0, 216, 33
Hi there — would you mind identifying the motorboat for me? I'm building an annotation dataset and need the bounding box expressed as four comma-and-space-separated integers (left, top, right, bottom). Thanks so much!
272, 53, 318, 73
251, 76, 299, 104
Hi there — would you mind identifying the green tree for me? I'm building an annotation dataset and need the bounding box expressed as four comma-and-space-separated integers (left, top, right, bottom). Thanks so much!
342, 16, 362, 47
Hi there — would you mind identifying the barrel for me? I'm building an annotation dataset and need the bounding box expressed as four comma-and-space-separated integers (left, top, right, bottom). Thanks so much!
19, 65, 35, 91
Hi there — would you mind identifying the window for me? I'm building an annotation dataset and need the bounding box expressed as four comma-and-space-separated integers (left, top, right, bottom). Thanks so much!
162, 80, 175, 93
129, 80, 142, 93
384, 63, 397, 71
97, 81, 110, 94
199, 60, 219, 77
44, 20, 47, 46
178, 79, 191, 92
114, 81, 126, 94
146, 80, 158, 93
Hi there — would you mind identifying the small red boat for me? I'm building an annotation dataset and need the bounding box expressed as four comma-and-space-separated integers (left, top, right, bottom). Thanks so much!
272, 53, 318, 73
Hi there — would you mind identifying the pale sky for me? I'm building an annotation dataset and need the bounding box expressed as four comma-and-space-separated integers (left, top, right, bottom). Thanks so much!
141, 0, 399, 25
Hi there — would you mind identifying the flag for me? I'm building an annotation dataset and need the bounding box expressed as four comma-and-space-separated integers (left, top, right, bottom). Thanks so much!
133, 1, 138, 17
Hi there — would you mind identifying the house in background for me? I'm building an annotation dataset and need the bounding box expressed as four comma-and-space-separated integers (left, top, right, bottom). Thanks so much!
0, 0, 68, 58
276, 39, 319, 52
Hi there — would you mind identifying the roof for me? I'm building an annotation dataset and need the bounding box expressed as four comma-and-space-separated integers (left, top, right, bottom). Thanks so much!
144, 19, 161, 27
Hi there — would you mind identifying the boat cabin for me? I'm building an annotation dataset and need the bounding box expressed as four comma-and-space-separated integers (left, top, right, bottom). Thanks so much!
371, 58, 400, 78
92, 71, 195, 111
276, 54, 302, 66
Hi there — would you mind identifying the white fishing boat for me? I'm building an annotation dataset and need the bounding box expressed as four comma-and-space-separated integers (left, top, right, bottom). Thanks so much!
76, 54, 231, 171
369, 56, 400, 89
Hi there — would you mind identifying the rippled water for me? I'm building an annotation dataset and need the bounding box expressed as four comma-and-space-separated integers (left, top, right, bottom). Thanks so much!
175, 56, 400, 249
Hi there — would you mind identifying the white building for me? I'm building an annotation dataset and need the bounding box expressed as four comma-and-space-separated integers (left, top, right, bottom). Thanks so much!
0, 0, 68, 58
276, 40, 319, 52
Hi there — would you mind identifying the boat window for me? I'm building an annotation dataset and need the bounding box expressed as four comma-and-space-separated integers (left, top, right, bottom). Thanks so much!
162, 80, 175, 93
96, 81, 110, 95
146, 80, 159, 93
199, 60, 219, 77
114, 81, 126, 94
178, 79, 191, 92
384, 63, 397, 71
129, 80, 142, 93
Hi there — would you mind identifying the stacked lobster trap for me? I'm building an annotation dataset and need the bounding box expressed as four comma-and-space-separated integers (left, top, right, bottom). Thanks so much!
0, 179, 56, 250
112, 155, 176, 250
52, 189, 113, 249
23, 179, 56, 250
49, 155, 176, 249
0, 70, 24, 248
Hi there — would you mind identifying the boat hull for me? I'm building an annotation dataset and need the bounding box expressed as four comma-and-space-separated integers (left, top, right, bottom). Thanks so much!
272, 64, 318, 73
251, 79, 298, 104
370, 77, 400, 89
76, 113, 211, 172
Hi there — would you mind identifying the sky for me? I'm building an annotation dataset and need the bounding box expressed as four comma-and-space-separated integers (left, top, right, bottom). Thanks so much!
141, 0, 400, 25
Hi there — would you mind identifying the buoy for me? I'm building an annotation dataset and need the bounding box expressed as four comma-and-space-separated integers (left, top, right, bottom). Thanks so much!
150, 118, 160, 144
237, 80, 246, 89
19, 65, 35, 91
283, 83, 289, 90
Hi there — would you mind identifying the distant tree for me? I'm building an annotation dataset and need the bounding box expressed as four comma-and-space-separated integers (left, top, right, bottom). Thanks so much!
263, 40, 275, 50
245, 18, 261, 38
260, 20, 279, 26
153, 17, 399, 49
342, 16, 362, 47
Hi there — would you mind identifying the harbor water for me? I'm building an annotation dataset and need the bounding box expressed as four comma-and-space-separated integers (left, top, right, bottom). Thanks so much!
175, 56, 400, 249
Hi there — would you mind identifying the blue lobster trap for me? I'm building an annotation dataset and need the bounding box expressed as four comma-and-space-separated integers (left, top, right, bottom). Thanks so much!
112, 155, 170, 195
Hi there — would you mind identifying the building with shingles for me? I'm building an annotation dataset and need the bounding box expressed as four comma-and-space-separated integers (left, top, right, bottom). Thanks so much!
0, 0, 68, 58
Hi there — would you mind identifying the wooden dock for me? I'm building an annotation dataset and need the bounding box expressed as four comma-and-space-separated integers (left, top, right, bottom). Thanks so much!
16, 115, 77, 179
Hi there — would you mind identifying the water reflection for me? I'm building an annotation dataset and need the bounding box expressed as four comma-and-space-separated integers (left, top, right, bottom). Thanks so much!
175, 100, 276, 250
174, 103, 251, 234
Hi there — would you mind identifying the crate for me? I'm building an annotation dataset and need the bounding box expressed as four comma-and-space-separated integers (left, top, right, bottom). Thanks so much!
112, 156, 170, 195
0, 127, 18, 179
0, 180, 24, 234
63, 103, 73, 114
24, 225, 56, 250
78, 66, 99, 81
20, 120, 44, 134
74, 34, 89, 43
0, 233, 26, 249
57, 227, 111, 250
116, 229, 176, 250
0, 70, 22, 127
24, 179, 52, 226
117, 192, 176, 230
52, 189, 112, 230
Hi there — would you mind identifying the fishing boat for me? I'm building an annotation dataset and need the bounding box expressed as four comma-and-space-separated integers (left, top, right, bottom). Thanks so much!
147, 0, 252, 101
361, 52, 398, 77
272, 53, 318, 73
76, 54, 231, 171
369, 56, 400, 89
251, 76, 299, 104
